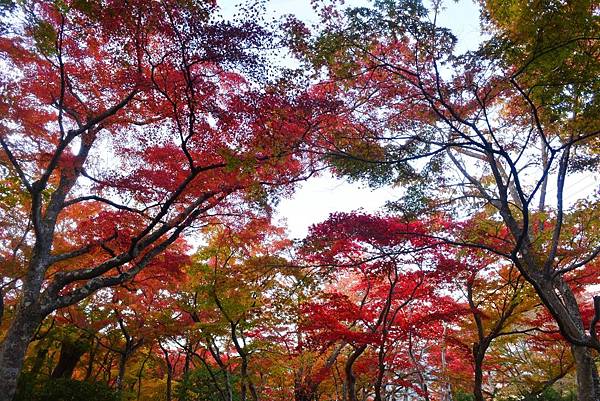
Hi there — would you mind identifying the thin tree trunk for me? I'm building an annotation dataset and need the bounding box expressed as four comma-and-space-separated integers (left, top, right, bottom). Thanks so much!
116, 352, 128, 392
344, 345, 367, 401
373, 344, 386, 401
203, 338, 233, 401
408, 332, 430, 401
294, 342, 344, 401
229, 323, 258, 401
159, 343, 173, 401
136, 352, 151, 401
183, 336, 191, 376
95, 349, 112, 382
105, 354, 115, 384
30, 346, 49, 377
84, 339, 100, 382
0, 287, 4, 324
472, 347, 486, 401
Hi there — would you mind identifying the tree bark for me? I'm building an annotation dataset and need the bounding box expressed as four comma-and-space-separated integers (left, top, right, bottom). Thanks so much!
115, 341, 143, 393
30, 346, 49, 377
159, 343, 173, 401
0, 287, 4, 324
165, 357, 173, 401
136, 352, 150, 401
84, 339, 99, 381
572, 345, 599, 401
344, 345, 367, 401
0, 302, 45, 401
294, 343, 344, 401
203, 338, 233, 401
116, 352, 128, 392
472, 346, 486, 401
540, 278, 599, 401
51, 339, 86, 379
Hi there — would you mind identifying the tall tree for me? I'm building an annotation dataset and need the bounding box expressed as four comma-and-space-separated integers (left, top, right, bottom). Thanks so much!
300, 212, 464, 401
0, 0, 325, 398
288, 1, 600, 399
177, 219, 303, 401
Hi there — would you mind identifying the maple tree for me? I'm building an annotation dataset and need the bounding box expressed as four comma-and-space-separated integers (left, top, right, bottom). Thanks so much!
295, 216, 584, 401
0, 0, 329, 399
435, 239, 564, 400
177, 221, 302, 401
285, 0, 600, 399
299, 213, 466, 401
1, 0, 598, 400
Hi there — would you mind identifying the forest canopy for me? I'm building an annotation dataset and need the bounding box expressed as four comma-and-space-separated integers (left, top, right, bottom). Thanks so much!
0, 0, 599, 401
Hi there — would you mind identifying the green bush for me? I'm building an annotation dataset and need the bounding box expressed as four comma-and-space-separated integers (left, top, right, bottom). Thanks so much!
175, 368, 240, 401
453, 390, 475, 401
15, 374, 120, 401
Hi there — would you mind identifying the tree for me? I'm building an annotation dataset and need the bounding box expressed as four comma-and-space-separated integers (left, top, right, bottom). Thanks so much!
435, 235, 558, 401
0, 0, 325, 398
176, 220, 303, 401
300, 212, 464, 401
288, 0, 600, 399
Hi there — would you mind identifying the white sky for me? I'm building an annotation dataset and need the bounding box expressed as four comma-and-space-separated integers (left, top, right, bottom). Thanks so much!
221, 0, 480, 238
239, 0, 482, 238
220, 0, 599, 239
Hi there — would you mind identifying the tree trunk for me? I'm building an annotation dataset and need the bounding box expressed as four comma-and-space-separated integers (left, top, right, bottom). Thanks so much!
105, 353, 115, 383
51, 339, 86, 379
166, 367, 173, 401
84, 339, 99, 381
294, 342, 344, 401
0, 304, 44, 401
516, 263, 599, 401
183, 337, 191, 376
0, 213, 57, 400
472, 347, 485, 401
552, 280, 599, 401
344, 345, 367, 401
116, 352, 129, 392
229, 323, 258, 401
30, 346, 49, 377
373, 343, 386, 401
0, 287, 4, 324
136, 352, 150, 401
572, 345, 598, 401
159, 344, 173, 401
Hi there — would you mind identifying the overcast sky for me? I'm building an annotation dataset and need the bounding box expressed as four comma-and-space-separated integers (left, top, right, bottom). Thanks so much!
218, 0, 600, 240
220, 0, 482, 239
270, 0, 481, 238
